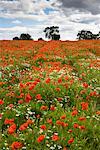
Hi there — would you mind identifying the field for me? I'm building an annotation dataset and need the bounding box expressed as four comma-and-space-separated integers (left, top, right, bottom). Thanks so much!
0, 40, 100, 150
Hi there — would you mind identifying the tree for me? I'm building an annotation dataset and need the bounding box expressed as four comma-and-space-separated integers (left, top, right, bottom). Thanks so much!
92, 31, 100, 39
77, 30, 100, 40
20, 33, 33, 40
13, 36, 20, 40
38, 38, 44, 41
44, 26, 60, 40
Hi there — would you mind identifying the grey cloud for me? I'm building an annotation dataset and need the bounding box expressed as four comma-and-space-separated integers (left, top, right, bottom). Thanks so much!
69, 15, 100, 24
58, 0, 100, 15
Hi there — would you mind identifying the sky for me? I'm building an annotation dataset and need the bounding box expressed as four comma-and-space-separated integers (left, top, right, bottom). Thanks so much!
0, 0, 100, 40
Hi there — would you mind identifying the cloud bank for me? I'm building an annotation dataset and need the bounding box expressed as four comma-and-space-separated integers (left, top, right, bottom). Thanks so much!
0, 0, 100, 40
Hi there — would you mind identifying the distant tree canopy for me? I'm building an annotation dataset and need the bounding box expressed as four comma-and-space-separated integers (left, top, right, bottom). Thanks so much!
38, 38, 44, 41
13, 37, 20, 40
20, 33, 33, 40
77, 30, 100, 40
44, 26, 60, 40
13, 33, 33, 40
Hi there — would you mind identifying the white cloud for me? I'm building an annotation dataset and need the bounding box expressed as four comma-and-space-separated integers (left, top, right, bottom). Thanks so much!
12, 20, 22, 24
0, 0, 100, 40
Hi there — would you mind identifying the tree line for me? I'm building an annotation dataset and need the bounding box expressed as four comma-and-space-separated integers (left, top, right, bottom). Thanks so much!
13, 26, 100, 40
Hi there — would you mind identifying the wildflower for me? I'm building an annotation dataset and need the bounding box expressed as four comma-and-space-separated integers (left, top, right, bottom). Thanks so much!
40, 105, 48, 111
8, 123, 16, 134
79, 78, 82, 81
61, 122, 68, 127
68, 138, 74, 144
89, 91, 97, 96
0, 99, 4, 105
52, 134, 59, 141
19, 123, 28, 131
11, 141, 22, 150
63, 147, 68, 150
36, 114, 40, 118
47, 118, 52, 124
73, 123, 79, 128
4, 118, 14, 125
40, 125, 47, 130
70, 79, 74, 84
25, 93, 32, 103
55, 87, 61, 92
29, 84, 35, 90
96, 111, 100, 115
36, 94, 42, 100
71, 110, 78, 116
18, 100, 23, 104
58, 78, 62, 83
79, 125, 85, 130
8, 104, 14, 109
37, 135, 45, 143
65, 76, 69, 80
26, 119, 33, 125
68, 129, 73, 133
50, 105, 55, 111
35, 78, 40, 83
45, 78, 51, 84
83, 82, 88, 88
56, 120, 62, 126
82, 73, 86, 77
57, 97, 62, 102
60, 114, 66, 119
20, 82, 25, 89
81, 102, 88, 110
78, 117, 86, 121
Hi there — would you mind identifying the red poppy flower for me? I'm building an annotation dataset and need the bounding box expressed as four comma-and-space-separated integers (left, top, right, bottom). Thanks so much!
89, 91, 97, 96
26, 119, 33, 125
56, 120, 62, 126
29, 84, 35, 90
78, 117, 86, 121
8, 123, 16, 134
37, 135, 45, 143
79, 125, 85, 130
96, 111, 100, 115
25, 93, 32, 103
4, 118, 14, 125
60, 114, 66, 119
47, 118, 52, 124
11, 141, 22, 150
68, 138, 74, 144
40, 125, 46, 130
58, 78, 62, 83
36, 94, 42, 100
40, 105, 48, 111
73, 123, 79, 128
18, 100, 23, 104
55, 87, 61, 92
68, 129, 73, 133
8, 104, 14, 109
0, 99, 4, 105
71, 110, 78, 116
45, 78, 51, 83
50, 105, 55, 111
83, 82, 88, 88
19, 123, 28, 131
52, 134, 59, 141
81, 102, 88, 110
57, 97, 63, 102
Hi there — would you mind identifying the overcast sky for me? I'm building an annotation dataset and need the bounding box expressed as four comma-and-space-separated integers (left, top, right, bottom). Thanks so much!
0, 0, 100, 40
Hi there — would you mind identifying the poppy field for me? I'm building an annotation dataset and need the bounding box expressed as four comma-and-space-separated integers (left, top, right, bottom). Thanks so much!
0, 40, 100, 150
